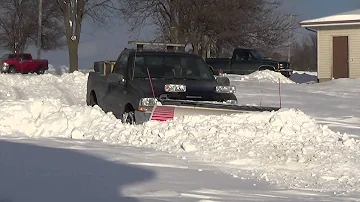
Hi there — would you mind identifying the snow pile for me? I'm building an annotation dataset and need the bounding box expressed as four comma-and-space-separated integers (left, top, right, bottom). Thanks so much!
47, 64, 69, 75
0, 98, 359, 192
227, 70, 294, 83
290, 71, 318, 84
0, 71, 88, 104
47, 65, 93, 75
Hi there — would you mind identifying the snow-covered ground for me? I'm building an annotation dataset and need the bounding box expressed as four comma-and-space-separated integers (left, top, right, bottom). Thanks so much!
229, 70, 360, 136
0, 68, 359, 201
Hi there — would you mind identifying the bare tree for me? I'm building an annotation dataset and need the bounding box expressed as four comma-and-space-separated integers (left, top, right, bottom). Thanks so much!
0, 0, 65, 53
291, 33, 317, 71
56, 0, 122, 73
120, 0, 295, 58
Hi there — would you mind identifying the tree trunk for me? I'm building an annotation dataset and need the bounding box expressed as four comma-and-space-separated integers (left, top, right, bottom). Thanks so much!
67, 39, 79, 73
169, 1, 178, 43
58, 0, 83, 73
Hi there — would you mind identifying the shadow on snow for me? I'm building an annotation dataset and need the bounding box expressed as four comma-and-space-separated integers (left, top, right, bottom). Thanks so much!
0, 140, 155, 202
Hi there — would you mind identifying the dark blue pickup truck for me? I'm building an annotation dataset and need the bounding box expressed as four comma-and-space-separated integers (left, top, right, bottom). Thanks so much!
86, 41, 281, 124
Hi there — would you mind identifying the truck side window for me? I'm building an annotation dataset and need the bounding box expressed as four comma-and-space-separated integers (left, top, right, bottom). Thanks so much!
235, 50, 248, 61
113, 54, 128, 75
19, 54, 31, 60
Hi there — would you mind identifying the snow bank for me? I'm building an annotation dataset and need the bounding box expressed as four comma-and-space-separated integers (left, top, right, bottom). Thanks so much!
47, 64, 94, 75
226, 70, 294, 84
47, 64, 69, 75
0, 71, 88, 105
0, 98, 359, 192
290, 71, 318, 84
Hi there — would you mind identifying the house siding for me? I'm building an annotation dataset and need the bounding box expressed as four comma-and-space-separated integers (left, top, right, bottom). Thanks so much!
317, 25, 360, 80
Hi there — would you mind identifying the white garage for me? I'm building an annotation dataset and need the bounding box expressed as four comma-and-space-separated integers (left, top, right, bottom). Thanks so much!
300, 9, 360, 82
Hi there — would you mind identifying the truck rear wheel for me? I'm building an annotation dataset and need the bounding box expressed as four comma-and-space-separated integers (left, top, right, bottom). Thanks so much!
36, 66, 45, 75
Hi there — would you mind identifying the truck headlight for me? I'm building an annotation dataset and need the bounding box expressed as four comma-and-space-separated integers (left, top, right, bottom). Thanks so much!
2, 62, 9, 71
138, 98, 159, 112
139, 98, 158, 107
215, 86, 235, 93
164, 84, 186, 92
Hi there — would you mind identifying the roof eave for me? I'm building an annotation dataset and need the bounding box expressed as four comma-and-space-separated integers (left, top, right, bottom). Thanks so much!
301, 22, 360, 29
300, 19, 360, 28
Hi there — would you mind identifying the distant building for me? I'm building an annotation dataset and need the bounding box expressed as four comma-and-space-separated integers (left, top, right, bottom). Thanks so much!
300, 9, 360, 82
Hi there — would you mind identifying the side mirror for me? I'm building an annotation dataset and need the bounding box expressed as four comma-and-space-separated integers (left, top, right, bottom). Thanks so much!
216, 76, 230, 86
108, 73, 126, 85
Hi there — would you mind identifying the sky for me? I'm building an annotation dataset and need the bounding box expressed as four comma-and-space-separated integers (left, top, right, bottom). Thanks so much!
2, 0, 359, 69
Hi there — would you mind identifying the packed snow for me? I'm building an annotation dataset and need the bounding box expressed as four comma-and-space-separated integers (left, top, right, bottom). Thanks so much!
222, 70, 318, 84
1, 98, 359, 193
0, 71, 87, 105
4, 137, 356, 202
0, 69, 359, 199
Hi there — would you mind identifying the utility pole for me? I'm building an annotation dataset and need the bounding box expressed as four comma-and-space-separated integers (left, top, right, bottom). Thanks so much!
37, 0, 43, 59
288, 14, 298, 63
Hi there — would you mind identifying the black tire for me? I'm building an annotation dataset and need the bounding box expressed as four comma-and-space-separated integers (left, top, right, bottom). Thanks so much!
281, 72, 291, 78
88, 91, 97, 106
36, 66, 45, 75
122, 110, 135, 124
8, 66, 16, 74
258, 67, 274, 71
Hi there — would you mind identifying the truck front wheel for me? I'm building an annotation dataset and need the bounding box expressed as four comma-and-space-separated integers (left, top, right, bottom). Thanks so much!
8, 66, 16, 74
122, 104, 136, 124
122, 111, 135, 124
88, 91, 98, 106
258, 66, 275, 71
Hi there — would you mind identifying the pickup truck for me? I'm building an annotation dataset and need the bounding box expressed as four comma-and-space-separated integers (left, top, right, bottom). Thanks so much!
206, 48, 293, 77
0, 53, 49, 74
86, 47, 241, 124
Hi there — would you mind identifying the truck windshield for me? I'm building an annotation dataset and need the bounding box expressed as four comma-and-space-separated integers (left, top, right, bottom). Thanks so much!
0, 54, 16, 59
131, 54, 214, 80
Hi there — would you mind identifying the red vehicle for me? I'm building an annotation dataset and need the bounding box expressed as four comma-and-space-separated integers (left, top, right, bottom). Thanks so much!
0, 53, 49, 74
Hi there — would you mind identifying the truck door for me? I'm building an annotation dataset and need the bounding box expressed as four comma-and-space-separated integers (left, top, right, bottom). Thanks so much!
18, 54, 33, 73
104, 54, 129, 118
231, 49, 260, 75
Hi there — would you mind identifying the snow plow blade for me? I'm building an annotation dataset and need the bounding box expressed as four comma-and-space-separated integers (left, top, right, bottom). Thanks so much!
149, 100, 280, 122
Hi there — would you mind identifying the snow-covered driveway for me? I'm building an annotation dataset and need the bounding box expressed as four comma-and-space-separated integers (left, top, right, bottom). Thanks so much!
0, 70, 359, 201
